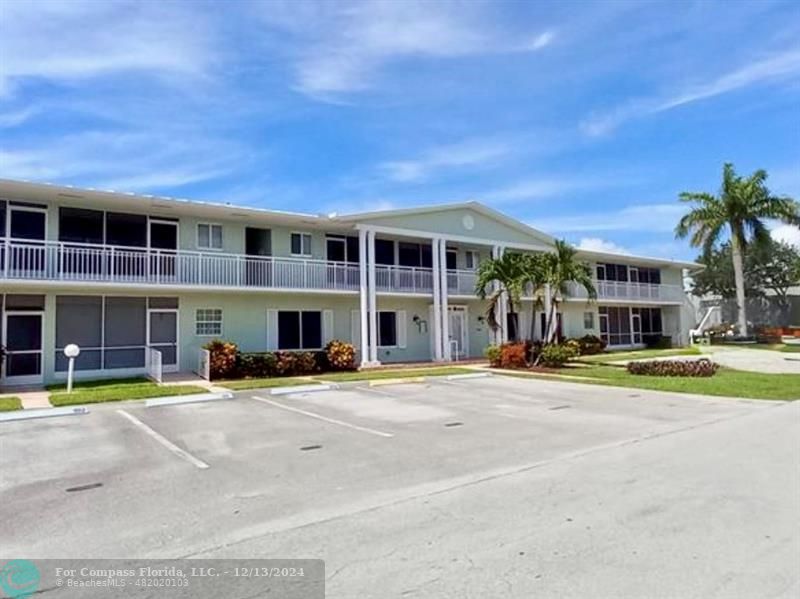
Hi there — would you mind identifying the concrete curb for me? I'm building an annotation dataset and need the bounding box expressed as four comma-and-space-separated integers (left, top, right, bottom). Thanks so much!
445, 372, 492, 381
145, 392, 234, 407
270, 384, 335, 396
0, 406, 89, 422
369, 377, 426, 387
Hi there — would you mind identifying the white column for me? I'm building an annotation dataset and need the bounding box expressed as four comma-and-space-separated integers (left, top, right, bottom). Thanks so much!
431, 237, 443, 361
358, 228, 369, 367
367, 229, 379, 364
543, 283, 553, 342
439, 238, 451, 361
497, 245, 509, 344
490, 245, 500, 345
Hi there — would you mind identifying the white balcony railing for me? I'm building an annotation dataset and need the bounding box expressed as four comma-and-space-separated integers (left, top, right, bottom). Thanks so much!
0, 239, 685, 302
565, 280, 685, 303
0, 239, 360, 292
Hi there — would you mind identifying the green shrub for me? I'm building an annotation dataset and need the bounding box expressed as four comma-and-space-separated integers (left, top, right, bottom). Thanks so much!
572, 334, 606, 355
203, 340, 238, 380
237, 352, 277, 378
484, 344, 502, 367
539, 343, 579, 367
326, 340, 356, 371
627, 358, 718, 377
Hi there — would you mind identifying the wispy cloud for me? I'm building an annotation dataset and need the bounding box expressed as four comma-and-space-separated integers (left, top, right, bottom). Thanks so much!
253, 0, 554, 100
535, 203, 686, 233
577, 237, 630, 254
2, 131, 241, 192
581, 49, 800, 136
0, 1, 216, 96
379, 139, 511, 182
481, 171, 639, 204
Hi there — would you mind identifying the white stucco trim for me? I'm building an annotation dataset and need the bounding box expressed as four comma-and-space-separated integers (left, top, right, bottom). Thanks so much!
354, 223, 552, 252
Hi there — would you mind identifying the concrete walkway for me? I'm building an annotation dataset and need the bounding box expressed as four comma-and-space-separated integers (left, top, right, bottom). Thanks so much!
698, 345, 800, 374
612, 346, 800, 374
0, 388, 51, 409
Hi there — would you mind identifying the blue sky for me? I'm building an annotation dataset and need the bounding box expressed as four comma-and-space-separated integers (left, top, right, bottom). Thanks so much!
1, 0, 799, 260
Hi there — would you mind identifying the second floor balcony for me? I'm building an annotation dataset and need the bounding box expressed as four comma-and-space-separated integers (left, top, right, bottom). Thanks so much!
0, 239, 685, 303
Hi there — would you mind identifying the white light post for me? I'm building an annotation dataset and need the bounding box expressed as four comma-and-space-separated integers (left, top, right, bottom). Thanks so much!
64, 344, 80, 393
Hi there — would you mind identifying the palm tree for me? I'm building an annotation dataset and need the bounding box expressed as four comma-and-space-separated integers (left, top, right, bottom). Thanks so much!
474, 251, 531, 340
540, 240, 597, 344
676, 163, 799, 337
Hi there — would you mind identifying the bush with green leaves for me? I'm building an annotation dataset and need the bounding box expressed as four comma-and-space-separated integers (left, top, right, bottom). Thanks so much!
573, 334, 606, 355
484, 344, 502, 367
627, 358, 718, 377
539, 343, 579, 367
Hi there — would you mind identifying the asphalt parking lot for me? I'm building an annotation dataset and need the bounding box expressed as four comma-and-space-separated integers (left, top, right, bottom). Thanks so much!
2, 374, 798, 598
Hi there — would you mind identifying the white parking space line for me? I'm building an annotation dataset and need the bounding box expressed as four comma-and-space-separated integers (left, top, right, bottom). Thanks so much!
116, 409, 210, 470
251, 396, 394, 438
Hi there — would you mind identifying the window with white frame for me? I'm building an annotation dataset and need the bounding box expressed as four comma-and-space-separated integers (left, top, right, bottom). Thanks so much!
583, 311, 595, 329
465, 250, 478, 270
290, 232, 312, 256
278, 310, 322, 349
197, 223, 223, 250
196, 308, 223, 336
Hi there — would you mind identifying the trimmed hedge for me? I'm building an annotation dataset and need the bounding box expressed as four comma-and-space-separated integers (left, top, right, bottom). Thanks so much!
627, 358, 718, 377
203, 339, 356, 381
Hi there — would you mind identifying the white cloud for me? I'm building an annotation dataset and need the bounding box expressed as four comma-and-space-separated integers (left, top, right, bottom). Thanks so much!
254, 0, 554, 99
581, 49, 800, 136
577, 237, 630, 254
1, 131, 240, 192
534, 203, 686, 233
379, 139, 511, 182
771, 224, 800, 248
482, 171, 639, 205
0, 0, 215, 96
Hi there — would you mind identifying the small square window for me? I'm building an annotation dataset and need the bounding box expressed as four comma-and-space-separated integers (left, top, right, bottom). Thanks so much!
583, 311, 595, 329
198, 224, 223, 250
196, 308, 223, 336
291, 232, 312, 256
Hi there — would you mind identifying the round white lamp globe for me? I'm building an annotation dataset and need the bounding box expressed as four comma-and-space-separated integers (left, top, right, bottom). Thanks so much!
64, 344, 81, 358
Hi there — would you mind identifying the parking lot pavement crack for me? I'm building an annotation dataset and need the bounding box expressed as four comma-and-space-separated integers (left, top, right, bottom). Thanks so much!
177, 401, 793, 560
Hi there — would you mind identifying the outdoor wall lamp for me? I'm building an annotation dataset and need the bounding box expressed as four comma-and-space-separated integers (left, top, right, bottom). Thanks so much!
412, 314, 428, 333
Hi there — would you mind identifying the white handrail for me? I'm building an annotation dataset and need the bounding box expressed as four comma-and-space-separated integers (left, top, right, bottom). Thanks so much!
146, 347, 163, 383
195, 348, 211, 381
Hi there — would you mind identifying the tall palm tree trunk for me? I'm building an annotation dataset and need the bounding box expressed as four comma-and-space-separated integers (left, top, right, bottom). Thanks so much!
730, 234, 748, 337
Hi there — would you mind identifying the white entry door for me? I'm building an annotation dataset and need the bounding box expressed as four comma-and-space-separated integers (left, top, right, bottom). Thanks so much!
448, 306, 468, 359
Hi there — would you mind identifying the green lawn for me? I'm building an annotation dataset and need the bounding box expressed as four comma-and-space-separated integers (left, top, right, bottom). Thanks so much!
315, 366, 474, 382
219, 377, 314, 391
49, 377, 207, 406
499, 363, 800, 401
578, 347, 701, 364
0, 396, 23, 412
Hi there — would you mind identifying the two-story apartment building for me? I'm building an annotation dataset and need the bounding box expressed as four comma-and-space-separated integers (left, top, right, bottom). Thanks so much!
0, 179, 697, 386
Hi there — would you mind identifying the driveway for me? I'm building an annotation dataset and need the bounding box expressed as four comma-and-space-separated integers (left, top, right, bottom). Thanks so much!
1, 375, 797, 598
700, 345, 800, 374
